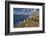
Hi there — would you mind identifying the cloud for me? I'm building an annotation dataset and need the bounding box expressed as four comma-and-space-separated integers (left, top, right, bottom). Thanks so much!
13, 8, 39, 15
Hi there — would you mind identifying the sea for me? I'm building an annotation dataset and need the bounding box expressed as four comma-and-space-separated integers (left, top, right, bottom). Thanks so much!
13, 15, 28, 26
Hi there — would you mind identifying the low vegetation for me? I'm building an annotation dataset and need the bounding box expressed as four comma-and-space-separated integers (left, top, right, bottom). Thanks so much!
15, 15, 39, 28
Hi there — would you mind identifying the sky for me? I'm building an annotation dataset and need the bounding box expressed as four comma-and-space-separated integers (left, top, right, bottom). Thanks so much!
13, 8, 39, 15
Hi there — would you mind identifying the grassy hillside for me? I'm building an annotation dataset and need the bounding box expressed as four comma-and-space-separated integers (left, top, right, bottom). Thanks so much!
15, 15, 39, 28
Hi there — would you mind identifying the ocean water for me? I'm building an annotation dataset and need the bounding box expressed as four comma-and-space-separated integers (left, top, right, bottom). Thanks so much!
13, 15, 28, 26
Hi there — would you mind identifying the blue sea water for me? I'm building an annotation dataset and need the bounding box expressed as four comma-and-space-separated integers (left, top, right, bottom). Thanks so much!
13, 15, 28, 26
